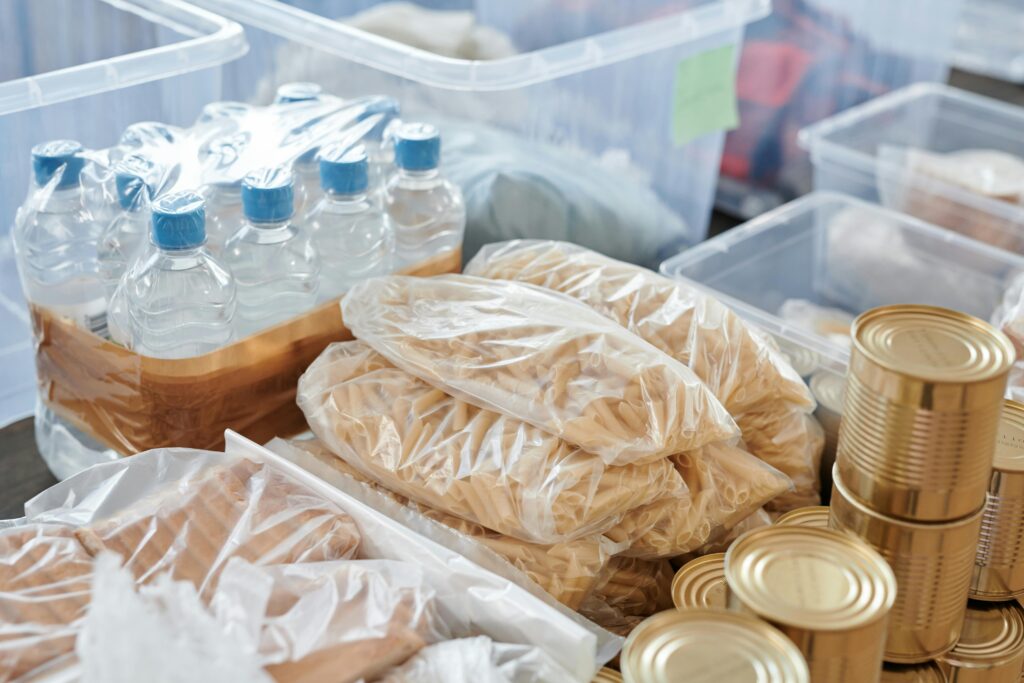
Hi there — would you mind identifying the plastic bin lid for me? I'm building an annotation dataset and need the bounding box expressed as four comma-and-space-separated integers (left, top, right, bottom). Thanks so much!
189, 0, 768, 91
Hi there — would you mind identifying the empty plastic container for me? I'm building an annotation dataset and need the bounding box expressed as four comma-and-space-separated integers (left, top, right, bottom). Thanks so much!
954, 0, 1024, 83
186, 0, 770, 265
716, 0, 963, 219
800, 83, 1024, 256
0, 0, 246, 426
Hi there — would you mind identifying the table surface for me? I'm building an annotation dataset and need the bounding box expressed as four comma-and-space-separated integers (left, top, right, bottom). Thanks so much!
2, 69, 1021, 517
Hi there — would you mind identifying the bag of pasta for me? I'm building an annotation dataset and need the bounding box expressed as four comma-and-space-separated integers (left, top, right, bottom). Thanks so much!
577, 557, 674, 637
340, 275, 738, 466
296, 341, 687, 545
465, 240, 822, 509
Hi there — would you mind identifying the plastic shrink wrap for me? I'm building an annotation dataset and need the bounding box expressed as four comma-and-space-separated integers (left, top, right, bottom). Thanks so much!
340, 274, 738, 466
465, 240, 822, 509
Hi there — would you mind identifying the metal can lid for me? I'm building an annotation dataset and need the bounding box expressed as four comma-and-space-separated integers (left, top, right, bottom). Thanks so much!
810, 370, 845, 414
621, 609, 808, 683
939, 600, 1024, 669
994, 400, 1024, 473
725, 526, 896, 631
773, 506, 830, 529
671, 553, 727, 610
592, 667, 623, 682
776, 338, 820, 379
852, 305, 1014, 385
880, 661, 947, 682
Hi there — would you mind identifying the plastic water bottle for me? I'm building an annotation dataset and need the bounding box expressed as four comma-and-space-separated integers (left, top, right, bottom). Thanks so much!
274, 82, 323, 104
275, 83, 326, 218
359, 98, 400, 193
385, 123, 466, 265
124, 191, 236, 358
306, 144, 393, 301
98, 154, 155, 299
12, 140, 107, 336
223, 168, 320, 337
203, 181, 244, 255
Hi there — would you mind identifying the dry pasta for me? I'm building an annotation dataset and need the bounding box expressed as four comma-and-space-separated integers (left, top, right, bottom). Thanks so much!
340, 274, 738, 466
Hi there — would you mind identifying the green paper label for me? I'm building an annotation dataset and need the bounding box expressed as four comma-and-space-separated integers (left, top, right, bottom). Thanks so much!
672, 45, 740, 146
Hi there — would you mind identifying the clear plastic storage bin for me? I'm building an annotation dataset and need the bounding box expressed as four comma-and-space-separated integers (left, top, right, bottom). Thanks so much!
799, 83, 1024, 256
954, 0, 1024, 83
716, 0, 962, 219
187, 0, 769, 264
0, 0, 246, 426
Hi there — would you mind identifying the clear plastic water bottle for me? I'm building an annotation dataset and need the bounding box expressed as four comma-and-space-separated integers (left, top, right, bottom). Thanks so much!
98, 154, 155, 299
274, 82, 323, 104
275, 83, 326, 218
12, 140, 107, 336
306, 144, 393, 301
125, 191, 236, 358
223, 168, 320, 337
385, 123, 466, 266
359, 97, 400, 193
203, 180, 244, 255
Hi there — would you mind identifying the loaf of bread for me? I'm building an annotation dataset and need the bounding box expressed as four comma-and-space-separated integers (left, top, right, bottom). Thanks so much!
341, 274, 738, 466
465, 240, 822, 509
297, 341, 688, 545
604, 441, 792, 559
74, 459, 362, 599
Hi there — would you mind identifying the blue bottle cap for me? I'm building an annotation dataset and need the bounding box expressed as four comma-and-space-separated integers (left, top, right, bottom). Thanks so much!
394, 123, 441, 171
31, 140, 86, 189
275, 82, 323, 104
152, 191, 206, 250
113, 154, 156, 210
242, 167, 295, 223
318, 144, 369, 195
358, 97, 401, 141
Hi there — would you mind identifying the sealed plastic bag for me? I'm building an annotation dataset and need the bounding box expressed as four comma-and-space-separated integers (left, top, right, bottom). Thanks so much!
297, 341, 685, 545
377, 636, 573, 683
576, 557, 675, 639
341, 274, 738, 466
274, 437, 613, 610
464, 240, 822, 508
604, 442, 792, 559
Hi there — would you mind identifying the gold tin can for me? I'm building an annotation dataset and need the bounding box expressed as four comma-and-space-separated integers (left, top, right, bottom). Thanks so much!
671, 553, 727, 610
881, 662, 948, 682
811, 369, 845, 501
830, 468, 986, 663
972, 400, 1024, 601
725, 525, 896, 682
774, 506, 830, 529
837, 304, 1013, 521
621, 608, 809, 683
592, 667, 623, 682
938, 601, 1024, 682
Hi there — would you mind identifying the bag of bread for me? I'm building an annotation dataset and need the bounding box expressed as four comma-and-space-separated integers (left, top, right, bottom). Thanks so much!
464, 240, 822, 509
604, 441, 792, 559
274, 437, 613, 611
296, 341, 686, 545
340, 274, 738, 466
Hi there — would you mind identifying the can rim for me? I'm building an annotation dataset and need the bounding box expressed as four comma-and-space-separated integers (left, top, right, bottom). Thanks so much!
994, 400, 1024, 473
671, 553, 727, 610
591, 666, 623, 682
774, 506, 830, 529
940, 601, 1024, 669
880, 661, 946, 681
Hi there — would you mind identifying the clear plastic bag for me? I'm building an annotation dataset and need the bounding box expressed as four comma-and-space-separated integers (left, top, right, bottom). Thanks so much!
577, 557, 674, 638
377, 636, 574, 683
341, 274, 738, 466
464, 240, 821, 509
296, 340, 686, 545
604, 442, 792, 559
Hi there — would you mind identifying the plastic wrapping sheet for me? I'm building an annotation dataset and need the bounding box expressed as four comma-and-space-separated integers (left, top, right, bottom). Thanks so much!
296, 340, 685, 545
341, 274, 738, 466
464, 240, 821, 509
604, 442, 792, 559
377, 636, 573, 683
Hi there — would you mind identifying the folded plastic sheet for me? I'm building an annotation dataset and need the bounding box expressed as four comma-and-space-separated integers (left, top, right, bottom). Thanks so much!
604, 442, 792, 559
464, 240, 821, 509
297, 340, 687, 545
377, 636, 574, 683
341, 274, 738, 466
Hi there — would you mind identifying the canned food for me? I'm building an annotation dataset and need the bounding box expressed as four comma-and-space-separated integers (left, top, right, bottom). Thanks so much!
671, 553, 727, 610
774, 506, 830, 529
811, 369, 844, 499
972, 400, 1024, 601
830, 467, 986, 663
725, 525, 896, 682
620, 608, 809, 683
592, 667, 623, 682
938, 600, 1024, 682
881, 662, 948, 682
837, 305, 1013, 521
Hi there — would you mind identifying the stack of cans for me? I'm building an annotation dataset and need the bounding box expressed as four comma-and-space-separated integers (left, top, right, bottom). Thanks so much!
828, 305, 1015, 667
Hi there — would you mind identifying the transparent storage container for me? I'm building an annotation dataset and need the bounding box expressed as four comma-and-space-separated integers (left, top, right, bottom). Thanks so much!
0, 0, 246, 427
716, 0, 962, 219
954, 0, 1024, 84
799, 83, 1024, 256
187, 0, 769, 264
